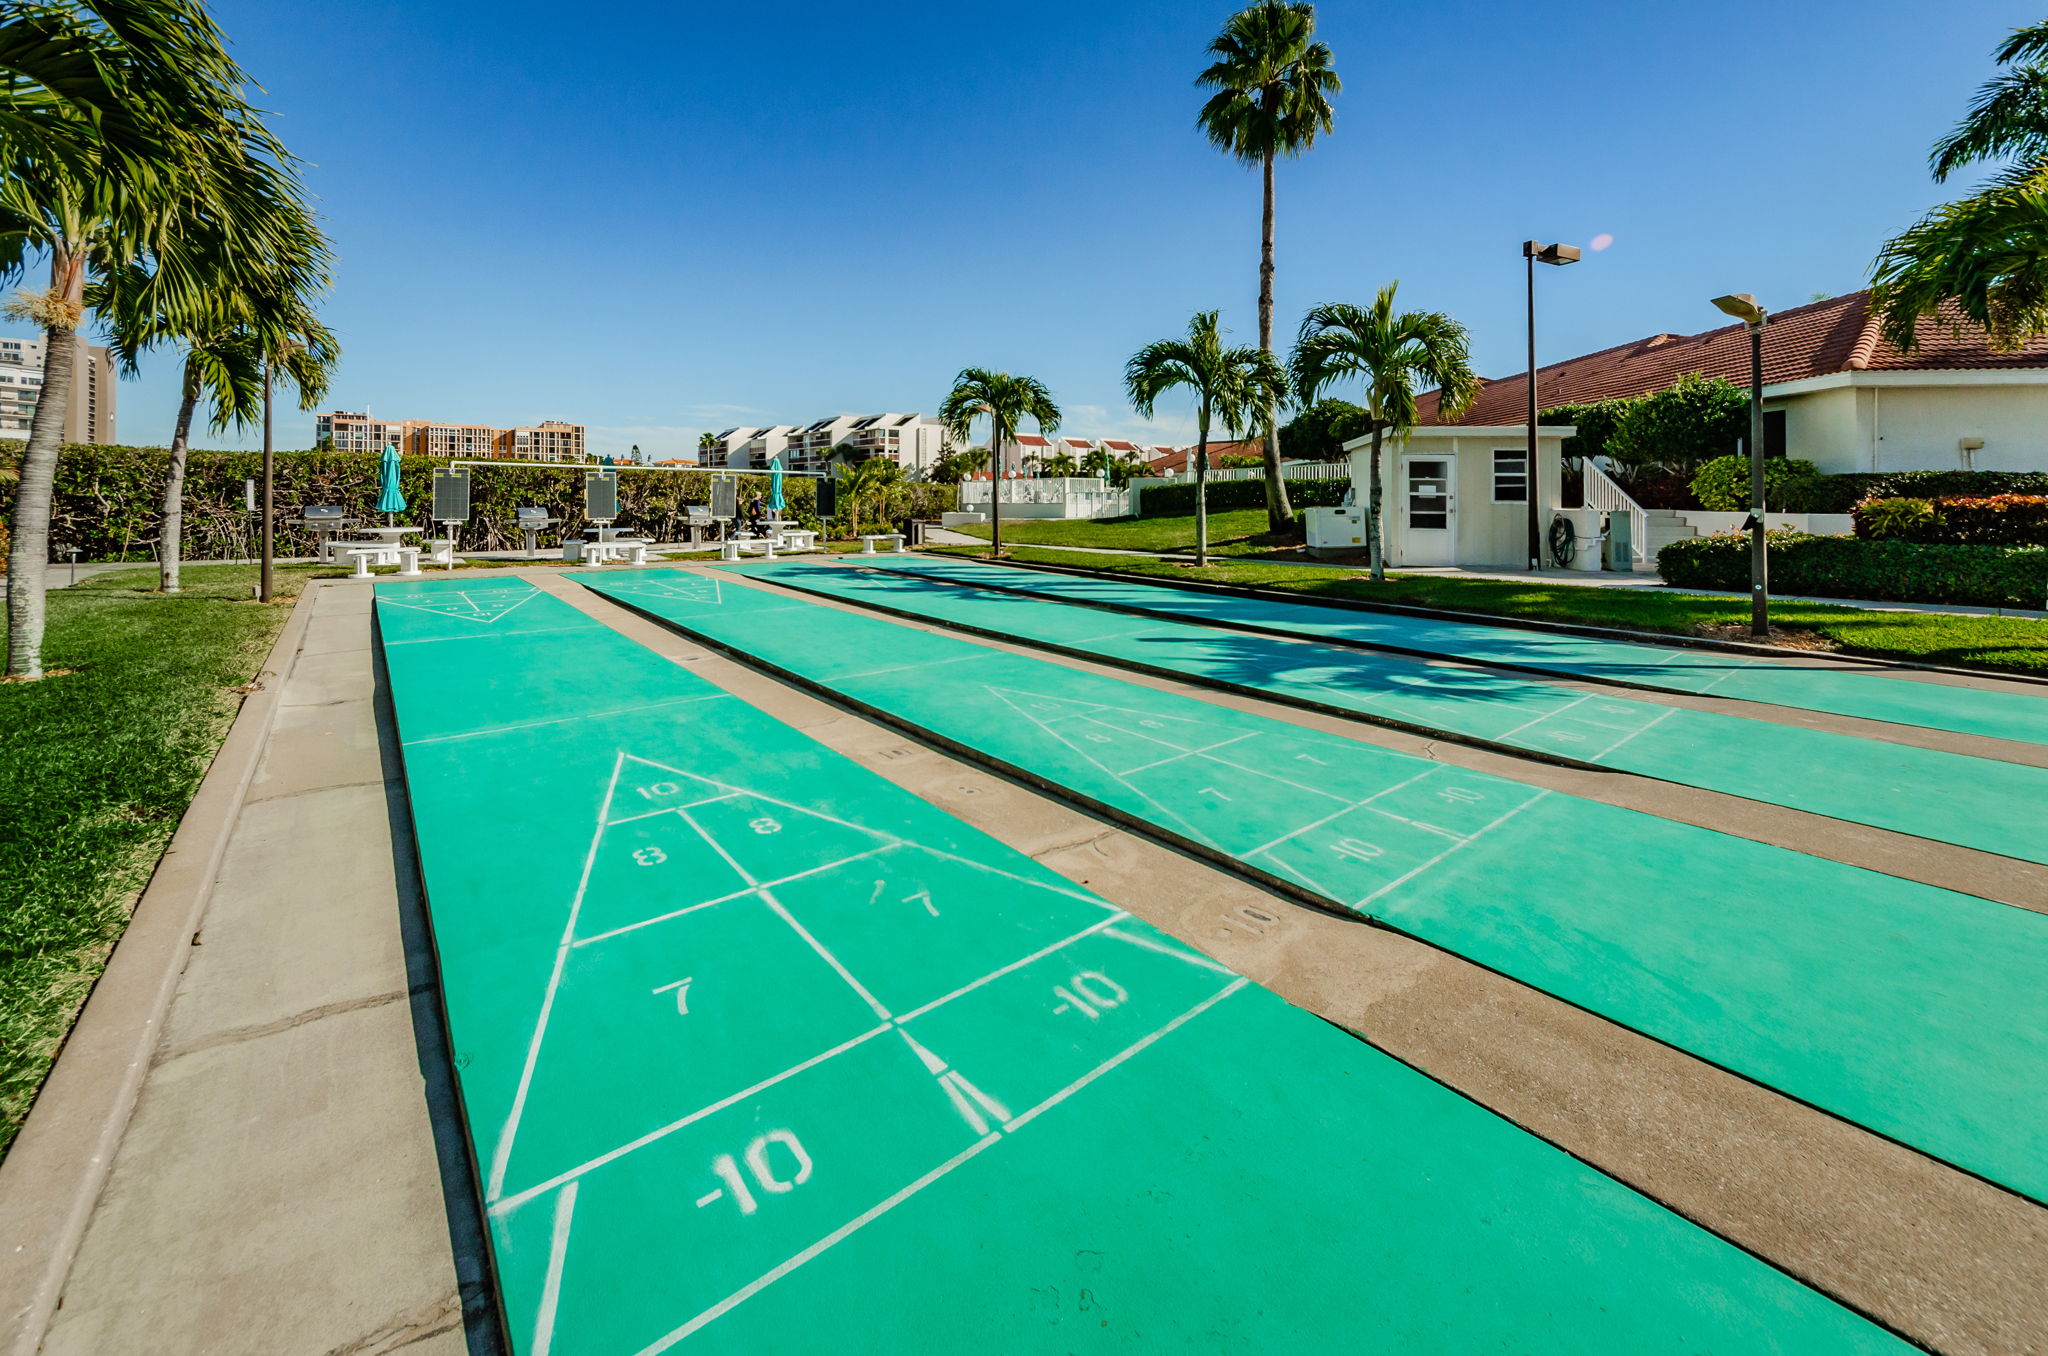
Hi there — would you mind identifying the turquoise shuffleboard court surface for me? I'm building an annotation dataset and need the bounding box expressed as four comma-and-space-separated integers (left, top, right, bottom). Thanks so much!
738, 558, 2048, 867
865, 553, 2048, 747
375, 574, 1907, 1354
580, 568, 2048, 1206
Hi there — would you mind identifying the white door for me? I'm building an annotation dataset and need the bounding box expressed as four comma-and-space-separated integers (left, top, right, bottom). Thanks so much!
1398, 453, 1456, 565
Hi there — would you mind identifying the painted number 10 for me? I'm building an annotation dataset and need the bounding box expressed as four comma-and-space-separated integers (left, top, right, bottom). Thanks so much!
698, 1130, 813, 1217
1051, 972, 1127, 1020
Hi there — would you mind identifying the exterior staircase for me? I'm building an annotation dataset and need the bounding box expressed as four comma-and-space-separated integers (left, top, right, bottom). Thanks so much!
1641, 509, 1696, 558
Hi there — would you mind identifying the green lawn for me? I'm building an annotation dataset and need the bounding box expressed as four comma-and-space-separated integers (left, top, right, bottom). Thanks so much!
0, 563, 320, 1158
947, 508, 1300, 556
930, 546, 2048, 675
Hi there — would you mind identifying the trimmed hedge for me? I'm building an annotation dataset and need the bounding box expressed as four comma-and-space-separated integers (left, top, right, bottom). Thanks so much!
1803, 469, 2048, 514
1851, 494, 2048, 546
1137, 474, 1348, 518
1657, 531, 2048, 608
0, 441, 956, 562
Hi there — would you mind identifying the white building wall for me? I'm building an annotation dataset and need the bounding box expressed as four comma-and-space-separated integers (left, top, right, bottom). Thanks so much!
1767, 373, 2048, 475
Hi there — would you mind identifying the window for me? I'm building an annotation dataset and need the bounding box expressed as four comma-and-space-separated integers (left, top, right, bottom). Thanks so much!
1492, 449, 1528, 503
1763, 409, 1787, 459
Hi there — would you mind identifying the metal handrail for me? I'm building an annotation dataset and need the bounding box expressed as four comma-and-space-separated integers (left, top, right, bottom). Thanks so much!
1583, 459, 1647, 562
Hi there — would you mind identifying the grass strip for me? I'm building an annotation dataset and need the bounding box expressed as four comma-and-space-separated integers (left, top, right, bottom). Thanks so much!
0, 563, 319, 1158
928, 545, 2048, 674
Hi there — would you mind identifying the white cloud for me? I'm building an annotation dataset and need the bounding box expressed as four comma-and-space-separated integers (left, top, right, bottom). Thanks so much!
1060, 403, 1195, 445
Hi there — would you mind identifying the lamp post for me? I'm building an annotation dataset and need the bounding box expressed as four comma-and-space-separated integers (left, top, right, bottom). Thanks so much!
1711, 292, 1770, 636
259, 362, 274, 604
1523, 240, 1581, 570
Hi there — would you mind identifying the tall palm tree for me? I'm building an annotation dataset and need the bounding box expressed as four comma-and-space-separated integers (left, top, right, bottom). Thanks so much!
98, 203, 335, 592
2, 0, 308, 677
938, 368, 1060, 559
1291, 285, 1479, 581
1197, 0, 1339, 534
1126, 310, 1287, 567
1872, 20, 2048, 350
697, 430, 721, 461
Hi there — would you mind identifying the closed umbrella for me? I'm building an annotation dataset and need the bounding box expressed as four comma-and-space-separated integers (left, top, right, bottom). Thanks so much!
375, 443, 407, 522
767, 455, 785, 514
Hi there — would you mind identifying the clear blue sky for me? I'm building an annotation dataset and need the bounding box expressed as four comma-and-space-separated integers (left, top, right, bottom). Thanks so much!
46, 0, 2045, 455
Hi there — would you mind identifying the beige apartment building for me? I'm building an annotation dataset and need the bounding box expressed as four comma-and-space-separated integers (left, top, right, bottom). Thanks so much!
0, 334, 118, 444
316, 412, 588, 461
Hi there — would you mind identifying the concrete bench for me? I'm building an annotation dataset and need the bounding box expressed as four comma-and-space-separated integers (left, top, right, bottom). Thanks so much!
720, 535, 779, 562
345, 545, 417, 579
858, 533, 906, 555
568, 538, 650, 567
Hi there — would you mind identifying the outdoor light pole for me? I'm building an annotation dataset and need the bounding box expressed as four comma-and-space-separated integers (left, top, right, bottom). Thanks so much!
259, 361, 274, 604
1522, 240, 1581, 570
1712, 293, 1771, 636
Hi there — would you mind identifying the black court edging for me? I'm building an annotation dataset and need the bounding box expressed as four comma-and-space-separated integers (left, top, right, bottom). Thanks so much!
585, 576, 2046, 1228
748, 564, 2048, 892
930, 550, 2048, 691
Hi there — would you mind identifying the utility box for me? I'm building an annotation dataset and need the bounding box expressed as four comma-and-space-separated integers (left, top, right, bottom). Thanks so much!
1305, 506, 1368, 558
1603, 512, 1633, 571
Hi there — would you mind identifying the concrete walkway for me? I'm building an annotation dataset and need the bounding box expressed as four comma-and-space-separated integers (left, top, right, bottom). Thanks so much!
22, 580, 498, 1356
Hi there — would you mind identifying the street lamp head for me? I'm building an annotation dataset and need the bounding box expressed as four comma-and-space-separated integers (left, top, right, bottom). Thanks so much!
1712, 293, 1768, 326
1524, 240, 1582, 266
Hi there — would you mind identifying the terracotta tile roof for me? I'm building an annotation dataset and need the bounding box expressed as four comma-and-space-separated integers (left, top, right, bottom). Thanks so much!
1147, 439, 1260, 473
1417, 290, 2048, 426
1013, 434, 1052, 447
1101, 439, 1138, 451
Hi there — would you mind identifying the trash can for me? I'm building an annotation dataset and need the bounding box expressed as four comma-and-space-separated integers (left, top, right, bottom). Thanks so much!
1563, 508, 1605, 572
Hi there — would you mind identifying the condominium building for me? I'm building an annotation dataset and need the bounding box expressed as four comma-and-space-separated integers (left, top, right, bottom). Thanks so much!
314, 412, 588, 462
703, 413, 956, 475
0, 334, 117, 443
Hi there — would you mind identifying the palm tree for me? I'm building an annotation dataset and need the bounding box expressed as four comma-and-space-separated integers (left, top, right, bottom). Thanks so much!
1038, 450, 1079, 478
925, 445, 988, 484
697, 431, 721, 461
1126, 310, 1288, 566
98, 204, 335, 592
1079, 445, 1113, 480
1197, 0, 1339, 534
2, 0, 310, 678
840, 456, 902, 538
1291, 284, 1479, 581
938, 368, 1060, 559
1872, 20, 2048, 350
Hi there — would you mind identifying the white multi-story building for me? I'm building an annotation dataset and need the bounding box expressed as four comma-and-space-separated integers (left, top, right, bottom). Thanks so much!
699, 424, 798, 471
705, 414, 957, 475
0, 334, 116, 443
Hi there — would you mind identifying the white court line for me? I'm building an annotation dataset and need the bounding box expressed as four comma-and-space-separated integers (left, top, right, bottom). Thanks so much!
490, 1023, 893, 1216
1118, 731, 1258, 775
377, 588, 541, 623
1006, 977, 1249, 1132
1350, 793, 1549, 911
838, 653, 988, 682
639, 975, 1250, 1353
603, 792, 738, 828
682, 809, 895, 1021
401, 694, 726, 747
633, 1133, 1005, 1356
894, 912, 1131, 1022
1101, 926, 1235, 975
571, 846, 896, 948
530, 1180, 578, 1356
1584, 705, 1682, 763
1491, 692, 1596, 742
487, 755, 628, 1203
378, 620, 602, 648
1239, 764, 1443, 858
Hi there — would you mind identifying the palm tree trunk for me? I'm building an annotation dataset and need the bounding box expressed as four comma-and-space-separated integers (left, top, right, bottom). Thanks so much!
1257, 150, 1294, 532
5, 252, 83, 679
1367, 421, 1387, 582
159, 356, 201, 593
1194, 408, 1211, 568
988, 428, 1004, 559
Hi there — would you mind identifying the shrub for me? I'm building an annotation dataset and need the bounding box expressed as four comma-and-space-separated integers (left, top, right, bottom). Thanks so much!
1542, 397, 1633, 463
1217, 452, 1264, 469
1851, 493, 2048, 546
1853, 497, 1940, 540
1276, 399, 1368, 460
1136, 473, 1349, 518
1689, 455, 1821, 511
0, 441, 957, 562
1804, 469, 2048, 514
1657, 530, 2048, 608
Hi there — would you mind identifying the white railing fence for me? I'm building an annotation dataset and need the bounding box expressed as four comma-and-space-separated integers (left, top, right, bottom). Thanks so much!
958, 476, 1131, 518
1583, 459, 1648, 562
1132, 460, 1351, 489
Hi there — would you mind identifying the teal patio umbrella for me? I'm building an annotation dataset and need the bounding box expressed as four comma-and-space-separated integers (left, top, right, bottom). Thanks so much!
374, 443, 407, 522
767, 455, 785, 514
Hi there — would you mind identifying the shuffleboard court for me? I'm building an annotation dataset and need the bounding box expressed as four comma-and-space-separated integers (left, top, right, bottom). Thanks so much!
374, 574, 1909, 1353
732, 557, 2048, 868
578, 568, 2048, 1205
862, 553, 2048, 747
